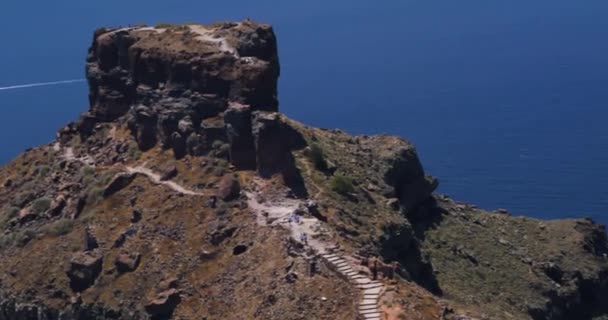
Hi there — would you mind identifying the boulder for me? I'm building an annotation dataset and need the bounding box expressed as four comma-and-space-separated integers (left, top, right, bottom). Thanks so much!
83, 227, 99, 251
102, 173, 136, 198
48, 194, 67, 217
144, 289, 181, 319
66, 195, 86, 220
18, 207, 37, 224
115, 252, 141, 273
67, 249, 103, 292
160, 165, 178, 181
216, 174, 241, 201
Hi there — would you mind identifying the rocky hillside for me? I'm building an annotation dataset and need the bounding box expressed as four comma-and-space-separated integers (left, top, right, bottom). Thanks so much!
0, 20, 606, 320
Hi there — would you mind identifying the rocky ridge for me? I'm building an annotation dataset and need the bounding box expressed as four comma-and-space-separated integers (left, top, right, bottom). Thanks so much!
0, 20, 606, 320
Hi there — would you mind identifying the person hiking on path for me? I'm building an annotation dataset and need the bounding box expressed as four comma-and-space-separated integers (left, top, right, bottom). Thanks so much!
310, 256, 318, 277
370, 256, 379, 280
301, 232, 308, 245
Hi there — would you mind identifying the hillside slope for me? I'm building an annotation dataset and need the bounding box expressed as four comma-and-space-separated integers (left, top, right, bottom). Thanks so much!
0, 21, 606, 320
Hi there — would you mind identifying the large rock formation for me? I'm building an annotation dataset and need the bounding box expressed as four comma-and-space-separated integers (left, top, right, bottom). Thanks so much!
2, 20, 606, 320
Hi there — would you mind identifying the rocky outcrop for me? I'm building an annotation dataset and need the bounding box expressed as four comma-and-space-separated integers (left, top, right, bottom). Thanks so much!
216, 174, 240, 201
67, 250, 103, 292
79, 21, 280, 160
145, 289, 181, 319
376, 136, 438, 211
115, 251, 141, 273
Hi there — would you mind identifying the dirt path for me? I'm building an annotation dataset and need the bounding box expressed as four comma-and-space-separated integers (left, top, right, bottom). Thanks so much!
125, 165, 204, 196
246, 185, 386, 320
188, 25, 239, 58
59, 145, 96, 167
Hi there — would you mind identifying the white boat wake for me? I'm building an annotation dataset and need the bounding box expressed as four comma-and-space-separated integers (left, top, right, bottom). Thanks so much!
0, 79, 85, 91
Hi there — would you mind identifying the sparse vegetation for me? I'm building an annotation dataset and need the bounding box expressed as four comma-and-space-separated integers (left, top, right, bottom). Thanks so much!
398, 312, 407, 320
0, 206, 20, 229
308, 143, 328, 171
155, 23, 175, 29
36, 165, 51, 178
127, 144, 142, 160
15, 229, 36, 247
0, 234, 15, 250
81, 166, 96, 185
31, 197, 51, 214
41, 219, 74, 237
330, 174, 355, 195
86, 186, 104, 206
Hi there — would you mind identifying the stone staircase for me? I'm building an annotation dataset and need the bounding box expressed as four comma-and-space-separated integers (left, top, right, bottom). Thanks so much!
321, 252, 384, 320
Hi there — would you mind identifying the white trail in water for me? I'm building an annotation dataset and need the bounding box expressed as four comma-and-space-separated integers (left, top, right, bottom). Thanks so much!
0, 79, 85, 91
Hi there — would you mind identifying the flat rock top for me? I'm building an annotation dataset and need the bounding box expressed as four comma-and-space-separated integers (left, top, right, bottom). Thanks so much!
95, 20, 277, 61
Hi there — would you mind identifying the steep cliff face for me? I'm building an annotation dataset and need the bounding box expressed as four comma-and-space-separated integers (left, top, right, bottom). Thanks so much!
0, 20, 606, 320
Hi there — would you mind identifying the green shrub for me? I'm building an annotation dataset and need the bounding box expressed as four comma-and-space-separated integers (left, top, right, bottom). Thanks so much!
0, 234, 15, 250
15, 229, 36, 247
127, 144, 142, 160
155, 23, 175, 29
13, 190, 34, 208
5, 206, 19, 219
81, 166, 95, 177
36, 165, 51, 178
42, 219, 74, 237
0, 206, 20, 229
308, 143, 327, 171
86, 187, 105, 206
330, 174, 355, 195
398, 313, 407, 320
31, 197, 51, 214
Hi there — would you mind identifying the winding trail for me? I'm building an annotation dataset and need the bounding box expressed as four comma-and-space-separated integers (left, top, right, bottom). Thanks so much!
57, 141, 384, 318
125, 166, 204, 196
246, 189, 386, 320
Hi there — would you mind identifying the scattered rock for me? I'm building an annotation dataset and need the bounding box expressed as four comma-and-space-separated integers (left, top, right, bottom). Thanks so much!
496, 208, 510, 215
387, 198, 400, 211
48, 194, 67, 217
115, 252, 141, 273
83, 227, 99, 251
145, 289, 181, 319
18, 207, 37, 224
3, 178, 12, 188
65, 195, 86, 220
131, 209, 142, 223
285, 272, 298, 283
103, 173, 137, 198
233, 244, 248, 255
160, 165, 178, 181
216, 174, 240, 201
67, 249, 103, 292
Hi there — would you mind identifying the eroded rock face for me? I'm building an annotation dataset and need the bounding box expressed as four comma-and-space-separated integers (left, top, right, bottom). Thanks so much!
67, 249, 103, 292
84, 21, 279, 157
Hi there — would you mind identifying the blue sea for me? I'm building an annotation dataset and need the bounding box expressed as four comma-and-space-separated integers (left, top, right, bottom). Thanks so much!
1, 1, 607, 224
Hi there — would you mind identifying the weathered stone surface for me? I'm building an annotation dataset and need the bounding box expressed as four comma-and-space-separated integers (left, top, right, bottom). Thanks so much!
84, 21, 279, 156
67, 249, 103, 292
102, 173, 136, 198
225, 102, 256, 169
48, 194, 67, 217
160, 165, 178, 181
145, 289, 181, 319
216, 174, 240, 201
115, 252, 141, 273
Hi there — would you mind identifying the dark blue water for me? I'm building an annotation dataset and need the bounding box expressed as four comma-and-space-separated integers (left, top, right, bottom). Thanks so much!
1, 1, 607, 223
